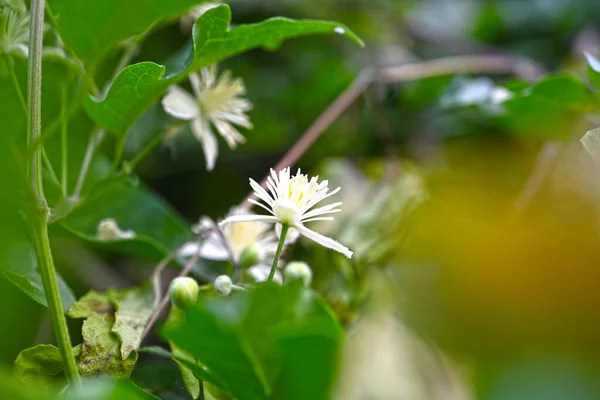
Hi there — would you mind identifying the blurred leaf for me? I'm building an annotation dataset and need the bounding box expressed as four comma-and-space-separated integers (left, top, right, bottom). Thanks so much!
527, 73, 597, 111
14, 344, 63, 385
162, 282, 343, 400
581, 127, 600, 164
57, 179, 190, 260
61, 378, 160, 400
85, 4, 363, 135
0, 223, 75, 312
112, 284, 156, 359
131, 362, 196, 400
585, 52, 600, 90
0, 366, 51, 400
47, 0, 205, 63
167, 308, 200, 399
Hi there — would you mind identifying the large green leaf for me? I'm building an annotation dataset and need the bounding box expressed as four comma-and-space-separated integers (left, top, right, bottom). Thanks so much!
85, 4, 363, 136
47, 0, 206, 63
162, 282, 343, 400
56, 179, 191, 260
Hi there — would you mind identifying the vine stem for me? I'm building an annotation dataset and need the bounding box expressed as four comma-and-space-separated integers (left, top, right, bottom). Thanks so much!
27, 0, 80, 382
268, 224, 288, 282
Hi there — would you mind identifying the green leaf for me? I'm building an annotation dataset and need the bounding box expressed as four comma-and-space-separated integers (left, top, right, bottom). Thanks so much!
61, 379, 160, 400
47, 0, 206, 63
57, 179, 190, 261
585, 52, 600, 90
581, 127, 600, 164
0, 366, 52, 400
162, 282, 343, 400
111, 284, 156, 359
131, 361, 196, 400
85, 4, 364, 135
68, 291, 138, 379
0, 223, 75, 312
14, 344, 64, 385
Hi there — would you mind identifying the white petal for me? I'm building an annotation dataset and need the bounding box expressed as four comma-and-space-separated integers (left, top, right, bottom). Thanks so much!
189, 72, 202, 97
191, 118, 218, 171
178, 241, 201, 257
301, 202, 343, 219
295, 224, 353, 258
162, 86, 199, 120
276, 224, 300, 244
248, 198, 275, 215
220, 214, 279, 227
249, 178, 274, 206
247, 264, 282, 284
199, 236, 230, 260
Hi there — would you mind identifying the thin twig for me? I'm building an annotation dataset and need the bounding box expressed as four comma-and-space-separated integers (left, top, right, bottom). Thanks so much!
142, 245, 203, 340
244, 54, 542, 204
514, 141, 563, 213
70, 127, 105, 201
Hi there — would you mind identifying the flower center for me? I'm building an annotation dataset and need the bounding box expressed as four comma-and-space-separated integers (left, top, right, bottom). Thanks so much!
272, 199, 301, 225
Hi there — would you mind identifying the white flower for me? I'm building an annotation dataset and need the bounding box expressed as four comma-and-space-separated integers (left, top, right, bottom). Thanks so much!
220, 167, 353, 258
96, 218, 136, 241
161, 65, 253, 170
179, 208, 279, 264
0, 1, 29, 57
180, 2, 222, 33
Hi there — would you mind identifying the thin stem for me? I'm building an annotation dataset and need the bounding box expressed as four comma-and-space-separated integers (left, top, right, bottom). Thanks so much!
27, 0, 46, 206
42, 148, 61, 188
70, 127, 105, 201
27, 0, 79, 382
60, 87, 68, 197
31, 218, 80, 381
127, 134, 163, 171
5, 55, 27, 113
142, 245, 203, 340
268, 224, 288, 282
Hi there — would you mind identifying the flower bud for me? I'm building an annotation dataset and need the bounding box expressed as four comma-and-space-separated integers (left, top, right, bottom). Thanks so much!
238, 243, 265, 268
283, 261, 313, 287
96, 218, 136, 241
214, 275, 232, 296
169, 277, 200, 309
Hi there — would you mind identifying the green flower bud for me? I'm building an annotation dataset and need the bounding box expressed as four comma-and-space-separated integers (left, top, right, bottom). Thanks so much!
169, 277, 200, 309
238, 242, 265, 268
214, 275, 232, 296
283, 261, 313, 287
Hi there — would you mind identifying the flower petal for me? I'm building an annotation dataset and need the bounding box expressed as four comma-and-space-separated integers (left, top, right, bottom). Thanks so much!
294, 224, 353, 258
220, 214, 279, 227
191, 118, 219, 171
161, 86, 199, 120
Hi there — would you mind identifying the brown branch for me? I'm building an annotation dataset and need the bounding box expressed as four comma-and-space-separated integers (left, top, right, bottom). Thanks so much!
244, 54, 543, 205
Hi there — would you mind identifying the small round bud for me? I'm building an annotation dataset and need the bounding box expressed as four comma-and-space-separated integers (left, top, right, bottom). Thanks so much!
283, 261, 313, 287
238, 243, 265, 268
214, 275, 232, 296
169, 277, 200, 309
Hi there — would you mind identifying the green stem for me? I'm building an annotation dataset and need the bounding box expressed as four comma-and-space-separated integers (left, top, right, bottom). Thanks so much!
42, 148, 61, 188
127, 134, 164, 171
268, 224, 288, 282
71, 127, 105, 201
27, 0, 80, 382
60, 87, 68, 197
32, 217, 80, 381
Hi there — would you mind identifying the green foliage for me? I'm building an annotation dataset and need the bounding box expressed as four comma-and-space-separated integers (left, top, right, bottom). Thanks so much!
14, 344, 63, 386
85, 4, 363, 136
162, 282, 343, 400
66, 286, 156, 379
47, 0, 204, 63
57, 179, 191, 261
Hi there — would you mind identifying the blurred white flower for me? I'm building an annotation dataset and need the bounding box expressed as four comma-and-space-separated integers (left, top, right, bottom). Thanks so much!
180, 208, 278, 265
179, 2, 223, 33
96, 218, 136, 241
0, 1, 29, 57
220, 167, 353, 258
247, 264, 283, 284
161, 65, 253, 170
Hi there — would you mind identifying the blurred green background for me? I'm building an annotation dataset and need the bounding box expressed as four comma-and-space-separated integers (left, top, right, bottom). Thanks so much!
3, 0, 600, 398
